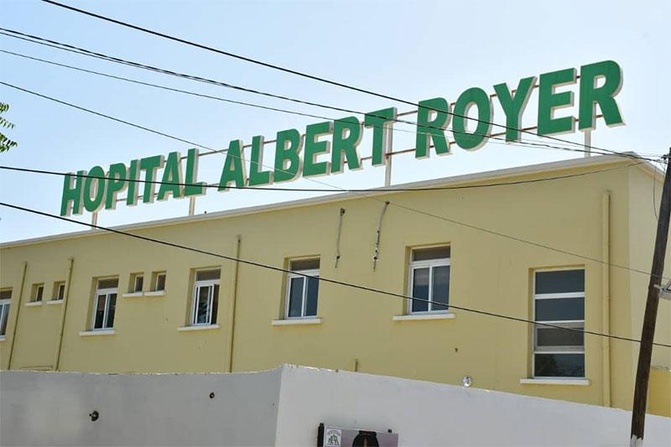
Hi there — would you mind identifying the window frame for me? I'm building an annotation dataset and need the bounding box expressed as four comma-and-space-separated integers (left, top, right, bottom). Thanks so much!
407, 247, 451, 314
285, 264, 320, 320
190, 270, 220, 326
532, 268, 585, 379
153, 272, 166, 292
32, 284, 45, 303
131, 274, 144, 293
0, 289, 11, 337
53, 282, 66, 301
91, 278, 118, 331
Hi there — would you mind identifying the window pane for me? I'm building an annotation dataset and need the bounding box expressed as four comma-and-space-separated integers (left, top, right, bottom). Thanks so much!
0, 304, 9, 335
412, 246, 450, 262
57, 284, 65, 300
0, 290, 11, 300
105, 294, 117, 328
134, 276, 144, 292
535, 270, 584, 294
98, 278, 119, 289
534, 353, 585, 377
156, 274, 166, 291
195, 286, 210, 324
288, 277, 304, 318
196, 269, 220, 281
94, 295, 107, 329
35, 286, 44, 302
535, 325, 584, 348
431, 265, 450, 310
305, 276, 319, 317
412, 267, 430, 312
210, 284, 219, 324
291, 259, 320, 271
535, 298, 584, 321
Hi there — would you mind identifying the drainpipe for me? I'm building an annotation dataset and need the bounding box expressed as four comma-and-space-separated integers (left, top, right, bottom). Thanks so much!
227, 236, 242, 373
54, 257, 75, 371
7, 262, 28, 370
601, 191, 612, 407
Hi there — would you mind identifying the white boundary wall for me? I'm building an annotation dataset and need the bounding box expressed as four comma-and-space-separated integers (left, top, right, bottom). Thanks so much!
1, 365, 669, 446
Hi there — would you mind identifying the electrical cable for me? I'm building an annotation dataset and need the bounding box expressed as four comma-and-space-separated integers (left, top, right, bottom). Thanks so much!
0, 161, 648, 194
39, 0, 634, 160
0, 27, 644, 161
2, 200, 669, 349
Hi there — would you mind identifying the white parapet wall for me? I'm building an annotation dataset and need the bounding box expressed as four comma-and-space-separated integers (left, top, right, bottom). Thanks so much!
1, 365, 670, 446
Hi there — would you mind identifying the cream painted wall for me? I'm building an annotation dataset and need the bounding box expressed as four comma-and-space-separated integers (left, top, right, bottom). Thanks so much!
1, 157, 669, 415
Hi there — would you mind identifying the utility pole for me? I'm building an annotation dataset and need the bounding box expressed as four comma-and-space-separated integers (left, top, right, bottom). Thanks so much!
630, 148, 671, 446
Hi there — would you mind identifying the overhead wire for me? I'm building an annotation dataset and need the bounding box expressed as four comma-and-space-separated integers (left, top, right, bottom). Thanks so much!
38, 0, 637, 160
2, 200, 669, 349
0, 28, 650, 161
2, 79, 666, 283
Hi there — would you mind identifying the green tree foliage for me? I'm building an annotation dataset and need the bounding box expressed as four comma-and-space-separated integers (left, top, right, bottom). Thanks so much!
0, 102, 18, 152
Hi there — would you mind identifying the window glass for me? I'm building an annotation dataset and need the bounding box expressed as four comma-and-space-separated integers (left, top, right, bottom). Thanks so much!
535, 325, 584, 348
98, 278, 119, 289
94, 295, 107, 329
432, 265, 450, 310
535, 298, 584, 321
0, 292, 10, 336
306, 276, 319, 317
105, 294, 117, 328
55, 282, 66, 300
195, 286, 211, 324
291, 259, 320, 271
411, 267, 430, 312
288, 277, 304, 318
133, 275, 144, 293
196, 270, 220, 281
35, 285, 44, 302
155, 273, 166, 291
535, 270, 585, 294
534, 353, 585, 377
412, 246, 450, 262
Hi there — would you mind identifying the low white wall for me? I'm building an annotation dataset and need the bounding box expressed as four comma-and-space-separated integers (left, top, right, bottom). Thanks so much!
275, 365, 671, 447
0, 369, 281, 446
1, 365, 669, 446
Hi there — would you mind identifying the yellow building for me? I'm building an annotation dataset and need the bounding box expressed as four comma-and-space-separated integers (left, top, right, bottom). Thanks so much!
1, 154, 669, 416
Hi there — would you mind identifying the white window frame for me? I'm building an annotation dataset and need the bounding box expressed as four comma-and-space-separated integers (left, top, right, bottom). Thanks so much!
154, 272, 166, 292
33, 284, 44, 303
532, 269, 585, 379
91, 280, 118, 331
407, 248, 450, 314
191, 272, 220, 326
0, 290, 11, 337
285, 267, 320, 319
54, 282, 66, 301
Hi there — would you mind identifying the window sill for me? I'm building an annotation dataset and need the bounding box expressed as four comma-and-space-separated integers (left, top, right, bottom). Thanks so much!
393, 312, 456, 321
79, 329, 116, 337
121, 292, 144, 298
0, 336, 6, 342
25, 301, 43, 307
272, 317, 323, 326
177, 324, 220, 332
144, 290, 166, 297
519, 378, 590, 386
47, 300, 63, 305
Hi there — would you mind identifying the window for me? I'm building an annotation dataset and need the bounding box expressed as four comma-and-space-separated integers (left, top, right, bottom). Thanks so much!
153, 272, 166, 292
32, 284, 44, 303
53, 282, 66, 301
91, 278, 118, 330
0, 289, 11, 336
533, 269, 585, 378
285, 259, 320, 319
408, 246, 450, 313
191, 269, 220, 326
130, 274, 144, 293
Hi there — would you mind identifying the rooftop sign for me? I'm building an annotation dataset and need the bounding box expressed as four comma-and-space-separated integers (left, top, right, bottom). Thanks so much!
60, 60, 624, 216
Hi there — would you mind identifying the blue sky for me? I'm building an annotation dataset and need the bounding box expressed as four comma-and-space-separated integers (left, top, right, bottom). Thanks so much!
1, 0, 669, 242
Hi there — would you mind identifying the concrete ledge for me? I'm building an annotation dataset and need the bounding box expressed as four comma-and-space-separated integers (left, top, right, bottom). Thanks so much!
272, 318, 323, 326
393, 313, 456, 321
47, 300, 63, 305
79, 330, 116, 337
24, 301, 43, 307
520, 378, 590, 386
144, 291, 166, 297
177, 324, 220, 332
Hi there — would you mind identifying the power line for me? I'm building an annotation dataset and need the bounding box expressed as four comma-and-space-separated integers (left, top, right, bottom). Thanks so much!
2, 200, 668, 349
39, 0, 633, 159
0, 161, 646, 194
0, 27, 640, 161
3, 79, 665, 281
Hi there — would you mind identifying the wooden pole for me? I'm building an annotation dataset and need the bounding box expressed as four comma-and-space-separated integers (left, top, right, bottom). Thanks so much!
630, 149, 671, 446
